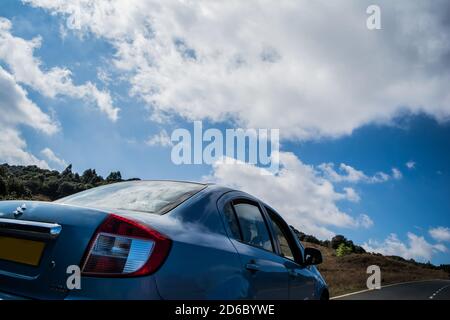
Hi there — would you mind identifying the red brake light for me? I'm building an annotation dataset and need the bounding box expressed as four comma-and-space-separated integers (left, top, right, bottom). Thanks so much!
81, 214, 171, 277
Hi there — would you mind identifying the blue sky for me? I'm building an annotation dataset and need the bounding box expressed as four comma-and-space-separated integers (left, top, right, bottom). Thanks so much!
1, 1, 449, 264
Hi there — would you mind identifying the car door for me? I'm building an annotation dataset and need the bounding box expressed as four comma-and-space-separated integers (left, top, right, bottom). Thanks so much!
217, 193, 289, 299
263, 206, 317, 300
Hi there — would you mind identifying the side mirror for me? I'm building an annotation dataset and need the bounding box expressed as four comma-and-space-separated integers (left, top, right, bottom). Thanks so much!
304, 247, 322, 265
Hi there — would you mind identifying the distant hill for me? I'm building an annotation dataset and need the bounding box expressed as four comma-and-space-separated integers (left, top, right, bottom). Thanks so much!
1, 163, 448, 296
289, 227, 450, 296
303, 242, 449, 297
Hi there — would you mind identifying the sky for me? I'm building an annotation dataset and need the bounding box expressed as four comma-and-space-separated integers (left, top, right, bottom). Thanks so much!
0, 0, 449, 264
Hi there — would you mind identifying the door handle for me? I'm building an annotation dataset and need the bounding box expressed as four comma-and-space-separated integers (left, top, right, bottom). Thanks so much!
245, 263, 260, 272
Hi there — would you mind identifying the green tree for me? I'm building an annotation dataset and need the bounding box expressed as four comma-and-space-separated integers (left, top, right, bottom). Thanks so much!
42, 177, 60, 200
336, 243, 353, 257
81, 169, 103, 184
25, 177, 42, 195
7, 178, 29, 197
57, 181, 78, 198
0, 177, 7, 196
331, 235, 347, 249
106, 171, 122, 182
61, 164, 73, 176
0, 165, 7, 177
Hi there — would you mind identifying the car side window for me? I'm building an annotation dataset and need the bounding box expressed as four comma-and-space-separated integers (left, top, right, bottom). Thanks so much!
232, 201, 274, 252
223, 202, 242, 240
266, 207, 298, 262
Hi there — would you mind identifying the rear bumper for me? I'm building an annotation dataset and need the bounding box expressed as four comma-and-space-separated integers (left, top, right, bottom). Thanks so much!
64, 275, 163, 300
1, 275, 162, 300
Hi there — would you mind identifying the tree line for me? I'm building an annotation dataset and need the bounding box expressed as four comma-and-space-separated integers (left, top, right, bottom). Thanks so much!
0, 163, 138, 201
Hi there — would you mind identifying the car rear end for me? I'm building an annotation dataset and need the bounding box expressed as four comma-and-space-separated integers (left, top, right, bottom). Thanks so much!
0, 181, 207, 300
0, 201, 111, 299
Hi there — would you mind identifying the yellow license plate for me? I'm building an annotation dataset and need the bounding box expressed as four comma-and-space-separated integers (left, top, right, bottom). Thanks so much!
0, 236, 46, 266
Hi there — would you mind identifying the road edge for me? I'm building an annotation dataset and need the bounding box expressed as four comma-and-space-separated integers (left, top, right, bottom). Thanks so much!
330, 279, 449, 300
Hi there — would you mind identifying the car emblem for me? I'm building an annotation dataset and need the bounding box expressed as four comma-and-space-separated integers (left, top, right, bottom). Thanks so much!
13, 203, 27, 217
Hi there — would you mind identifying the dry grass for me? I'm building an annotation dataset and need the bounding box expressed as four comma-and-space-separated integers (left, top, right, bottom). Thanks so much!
302, 242, 449, 297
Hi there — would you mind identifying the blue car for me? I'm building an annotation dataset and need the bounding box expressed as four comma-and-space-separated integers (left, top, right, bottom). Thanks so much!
0, 180, 328, 300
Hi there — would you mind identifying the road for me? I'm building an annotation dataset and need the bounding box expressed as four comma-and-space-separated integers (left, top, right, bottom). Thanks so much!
333, 279, 450, 300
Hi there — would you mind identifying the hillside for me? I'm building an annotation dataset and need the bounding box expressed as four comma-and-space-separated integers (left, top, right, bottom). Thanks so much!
303, 242, 449, 297
1, 163, 449, 296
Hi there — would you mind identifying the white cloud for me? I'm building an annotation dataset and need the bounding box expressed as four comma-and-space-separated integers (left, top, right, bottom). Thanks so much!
357, 214, 374, 229
23, 0, 450, 139
0, 17, 119, 121
343, 187, 360, 203
318, 162, 402, 183
0, 66, 58, 169
40, 148, 67, 168
0, 66, 58, 135
392, 168, 403, 180
429, 226, 450, 242
146, 130, 173, 147
206, 152, 372, 239
363, 232, 447, 262
406, 161, 416, 169
318, 163, 367, 183
0, 128, 50, 169
371, 171, 390, 183
97, 68, 111, 84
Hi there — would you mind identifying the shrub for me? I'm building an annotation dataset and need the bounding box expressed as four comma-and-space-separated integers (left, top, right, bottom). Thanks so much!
0, 177, 7, 195
336, 243, 353, 257
331, 235, 347, 249
57, 181, 78, 198
7, 178, 29, 197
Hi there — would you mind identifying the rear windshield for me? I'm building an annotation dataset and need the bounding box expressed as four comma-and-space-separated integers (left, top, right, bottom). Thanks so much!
55, 181, 206, 214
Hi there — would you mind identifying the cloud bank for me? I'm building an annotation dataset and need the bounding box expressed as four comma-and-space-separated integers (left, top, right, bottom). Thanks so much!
24, 0, 450, 139
207, 152, 376, 239
363, 233, 447, 262
0, 17, 119, 121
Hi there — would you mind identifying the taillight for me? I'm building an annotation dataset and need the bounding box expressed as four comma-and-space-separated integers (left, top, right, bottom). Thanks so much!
81, 214, 171, 277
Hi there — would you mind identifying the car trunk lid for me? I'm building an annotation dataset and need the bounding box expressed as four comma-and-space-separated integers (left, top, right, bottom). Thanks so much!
0, 201, 108, 299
